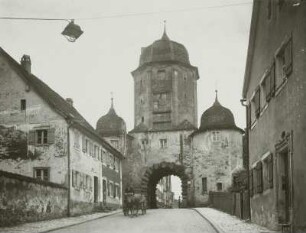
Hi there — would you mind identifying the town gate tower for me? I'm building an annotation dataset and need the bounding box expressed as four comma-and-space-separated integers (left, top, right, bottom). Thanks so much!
123, 28, 199, 208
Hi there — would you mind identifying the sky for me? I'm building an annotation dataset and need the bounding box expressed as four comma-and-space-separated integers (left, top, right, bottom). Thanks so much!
0, 0, 253, 198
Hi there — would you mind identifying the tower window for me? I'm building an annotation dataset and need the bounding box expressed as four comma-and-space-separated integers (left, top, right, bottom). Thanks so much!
110, 140, 119, 149
212, 131, 220, 142
160, 139, 167, 149
217, 182, 223, 191
141, 117, 144, 123
202, 177, 207, 194
21, 99, 26, 110
173, 70, 178, 77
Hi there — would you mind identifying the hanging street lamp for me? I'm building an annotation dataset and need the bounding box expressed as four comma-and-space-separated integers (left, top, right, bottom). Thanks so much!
61, 19, 83, 42
0, 17, 84, 42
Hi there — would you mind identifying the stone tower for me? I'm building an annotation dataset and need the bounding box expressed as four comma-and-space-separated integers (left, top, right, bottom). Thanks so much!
96, 97, 127, 155
131, 28, 199, 131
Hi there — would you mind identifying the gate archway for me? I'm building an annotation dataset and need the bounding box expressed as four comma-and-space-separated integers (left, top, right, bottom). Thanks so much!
140, 162, 190, 209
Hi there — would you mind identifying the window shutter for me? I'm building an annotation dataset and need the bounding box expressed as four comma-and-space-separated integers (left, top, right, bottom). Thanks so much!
28, 130, 36, 145
256, 162, 263, 193
252, 168, 257, 194
265, 71, 271, 102
250, 170, 253, 197
72, 170, 76, 187
284, 40, 293, 76
254, 88, 261, 118
247, 105, 251, 129
268, 154, 274, 188
270, 63, 276, 97
82, 137, 86, 152
47, 128, 55, 144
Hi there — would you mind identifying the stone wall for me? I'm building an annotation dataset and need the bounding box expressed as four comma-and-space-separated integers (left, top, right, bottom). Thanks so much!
0, 170, 67, 227
192, 130, 243, 206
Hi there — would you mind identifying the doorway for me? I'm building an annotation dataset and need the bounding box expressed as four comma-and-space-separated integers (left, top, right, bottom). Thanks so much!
103, 179, 107, 205
277, 148, 291, 224
94, 176, 98, 203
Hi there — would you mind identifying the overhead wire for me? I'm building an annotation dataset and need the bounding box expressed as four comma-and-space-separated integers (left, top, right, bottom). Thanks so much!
0, 2, 252, 22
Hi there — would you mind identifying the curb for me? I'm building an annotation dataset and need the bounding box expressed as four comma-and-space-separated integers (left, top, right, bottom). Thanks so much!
41, 210, 121, 233
192, 208, 225, 233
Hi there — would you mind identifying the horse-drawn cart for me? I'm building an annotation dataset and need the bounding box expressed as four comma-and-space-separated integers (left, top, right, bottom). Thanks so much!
123, 192, 146, 217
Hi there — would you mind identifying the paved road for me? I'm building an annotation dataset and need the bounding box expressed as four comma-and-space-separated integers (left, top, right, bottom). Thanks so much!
50, 209, 217, 233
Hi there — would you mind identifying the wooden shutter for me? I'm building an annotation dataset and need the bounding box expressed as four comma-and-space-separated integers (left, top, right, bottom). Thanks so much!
265, 71, 271, 102
256, 162, 263, 193
270, 63, 276, 97
268, 154, 274, 188
249, 170, 253, 197
28, 130, 36, 145
82, 137, 86, 152
252, 168, 257, 194
284, 40, 293, 76
254, 88, 261, 118
47, 128, 55, 144
247, 104, 251, 129
72, 170, 76, 187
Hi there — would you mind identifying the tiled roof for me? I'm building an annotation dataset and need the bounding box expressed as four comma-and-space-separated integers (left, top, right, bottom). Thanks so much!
0, 47, 124, 159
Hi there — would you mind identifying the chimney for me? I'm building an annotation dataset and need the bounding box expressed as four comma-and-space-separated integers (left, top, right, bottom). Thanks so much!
66, 98, 73, 106
21, 55, 31, 73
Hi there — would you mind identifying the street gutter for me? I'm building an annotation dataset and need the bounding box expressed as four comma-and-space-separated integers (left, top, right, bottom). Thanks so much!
192, 208, 224, 233
41, 210, 121, 233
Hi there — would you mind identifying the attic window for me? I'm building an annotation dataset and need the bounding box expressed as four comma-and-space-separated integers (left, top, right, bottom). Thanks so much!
21, 99, 26, 111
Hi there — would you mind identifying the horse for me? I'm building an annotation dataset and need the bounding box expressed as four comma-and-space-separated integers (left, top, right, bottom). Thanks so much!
123, 193, 146, 217
131, 193, 146, 216
123, 193, 134, 216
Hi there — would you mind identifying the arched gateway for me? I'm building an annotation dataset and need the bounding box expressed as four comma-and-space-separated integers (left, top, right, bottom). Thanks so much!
140, 162, 189, 209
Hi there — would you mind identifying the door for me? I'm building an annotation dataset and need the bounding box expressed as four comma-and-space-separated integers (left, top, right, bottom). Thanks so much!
103, 179, 107, 204
94, 176, 98, 203
278, 149, 290, 223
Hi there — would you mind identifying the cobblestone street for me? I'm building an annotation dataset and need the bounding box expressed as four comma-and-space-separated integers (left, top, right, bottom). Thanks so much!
0, 208, 279, 233
49, 209, 216, 233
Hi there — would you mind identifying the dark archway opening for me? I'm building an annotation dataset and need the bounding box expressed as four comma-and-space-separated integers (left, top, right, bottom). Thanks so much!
140, 162, 189, 209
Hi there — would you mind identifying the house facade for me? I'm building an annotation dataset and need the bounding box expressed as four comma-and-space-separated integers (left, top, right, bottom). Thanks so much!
243, 1, 306, 231
0, 48, 123, 215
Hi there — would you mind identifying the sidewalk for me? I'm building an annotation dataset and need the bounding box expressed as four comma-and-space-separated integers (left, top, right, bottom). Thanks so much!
0, 209, 121, 233
194, 208, 279, 233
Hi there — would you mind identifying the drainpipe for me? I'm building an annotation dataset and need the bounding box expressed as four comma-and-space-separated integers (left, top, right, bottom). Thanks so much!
240, 98, 251, 220
66, 116, 74, 217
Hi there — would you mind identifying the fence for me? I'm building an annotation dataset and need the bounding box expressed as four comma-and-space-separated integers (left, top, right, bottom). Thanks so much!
209, 190, 250, 220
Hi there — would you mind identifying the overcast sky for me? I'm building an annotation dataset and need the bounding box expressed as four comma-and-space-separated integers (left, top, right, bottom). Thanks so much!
0, 0, 252, 197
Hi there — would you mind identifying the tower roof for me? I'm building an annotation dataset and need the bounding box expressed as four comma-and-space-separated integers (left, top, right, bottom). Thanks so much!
138, 27, 191, 68
96, 97, 126, 137
197, 91, 243, 133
